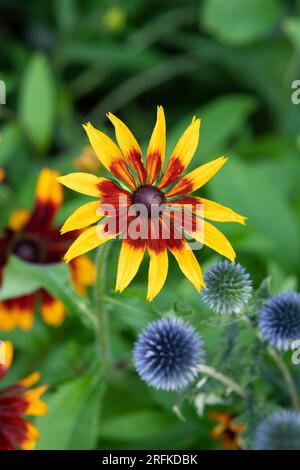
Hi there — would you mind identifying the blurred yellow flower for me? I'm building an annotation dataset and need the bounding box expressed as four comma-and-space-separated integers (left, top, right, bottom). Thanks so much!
75, 146, 100, 173
102, 6, 126, 33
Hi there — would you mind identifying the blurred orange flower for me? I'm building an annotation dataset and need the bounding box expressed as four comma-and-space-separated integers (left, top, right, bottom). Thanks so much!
209, 411, 246, 450
0, 169, 95, 330
0, 341, 47, 450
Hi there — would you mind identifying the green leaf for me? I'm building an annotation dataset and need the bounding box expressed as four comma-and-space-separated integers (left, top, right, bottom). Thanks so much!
201, 0, 282, 46
207, 159, 300, 271
284, 18, 300, 50
0, 124, 23, 166
19, 53, 55, 151
166, 94, 257, 163
0, 257, 41, 300
4, 256, 90, 309
99, 410, 173, 442
36, 371, 105, 450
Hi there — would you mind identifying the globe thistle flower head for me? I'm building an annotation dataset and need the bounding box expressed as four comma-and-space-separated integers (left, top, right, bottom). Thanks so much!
202, 260, 252, 314
259, 292, 300, 351
253, 410, 300, 450
134, 317, 205, 391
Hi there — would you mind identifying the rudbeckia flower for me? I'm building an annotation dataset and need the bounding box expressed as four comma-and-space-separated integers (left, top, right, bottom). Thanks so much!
0, 341, 47, 450
0, 168, 5, 183
0, 169, 95, 330
209, 411, 246, 450
58, 107, 246, 300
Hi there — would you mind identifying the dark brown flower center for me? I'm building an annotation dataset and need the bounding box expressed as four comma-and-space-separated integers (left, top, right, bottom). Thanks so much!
13, 239, 40, 263
132, 185, 166, 216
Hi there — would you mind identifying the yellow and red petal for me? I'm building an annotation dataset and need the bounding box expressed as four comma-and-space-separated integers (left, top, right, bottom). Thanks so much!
83, 122, 136, 189
24, 384, 48, 416
40, 290, 65, 326
0, 295, 35, 331
63, 223, 114, 263
97, 179, 132, 199
27, 169, 63, 230
188, 219, 236, 262
107, 112, 147, 185
197, 197, 246, 224
60, 201, 101, 234
57, 172, 104, 197
166, 237, 205, 292
159, 117, 201, 189
146, 106, 166, 184
147, 237, 168, 301
20, 422, 40, 450
0, 340, 13, 380
168, 196, 246, 224
115, 238, 146, 293
166, 156, 228, 198
70, 255, 95, 295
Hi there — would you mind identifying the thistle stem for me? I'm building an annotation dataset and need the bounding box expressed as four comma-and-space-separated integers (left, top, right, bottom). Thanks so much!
241, 315, 300, 411
94, 244, 111, 369
267, 345, 300, 411
197, 364, 250, 400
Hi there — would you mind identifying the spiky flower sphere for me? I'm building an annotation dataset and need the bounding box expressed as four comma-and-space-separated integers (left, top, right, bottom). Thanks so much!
259, 292, 300, 351
134, 317, 205, 391
202, 260, 252, 314
253, 410, 300, 450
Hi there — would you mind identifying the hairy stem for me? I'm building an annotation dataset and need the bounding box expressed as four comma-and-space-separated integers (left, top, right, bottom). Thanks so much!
241, 315, 300, 411
267, 345, 300, 411
197, 364, 250, 400
94, 244, 112, 369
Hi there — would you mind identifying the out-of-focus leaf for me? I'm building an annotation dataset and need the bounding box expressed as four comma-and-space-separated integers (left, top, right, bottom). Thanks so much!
54, 0, 77, 33
207, 159, 300, 270
99, 410, 173, 442
90, 57, 196, 119
2, 257, 95, 329
267, 261, 298, 294
59, 41, 161, 70
0, 257, 41, 300
19, 53, 55, 151
166, 94, 257, 163
36, 371, 105, 450
171, 34, 290, 113
0, 124, 22, 166
128, 7, 195, 51
201, 0, 282, 46
284, 18, 300, 50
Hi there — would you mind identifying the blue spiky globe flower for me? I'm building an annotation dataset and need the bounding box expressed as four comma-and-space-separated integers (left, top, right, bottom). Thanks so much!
202, 260, 252, 314
259, 292, 300, 351
134, 317, 205, 391
253, 410, 300, 450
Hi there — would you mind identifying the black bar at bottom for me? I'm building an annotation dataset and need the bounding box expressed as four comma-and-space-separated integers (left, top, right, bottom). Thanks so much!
0, 450, 296, 466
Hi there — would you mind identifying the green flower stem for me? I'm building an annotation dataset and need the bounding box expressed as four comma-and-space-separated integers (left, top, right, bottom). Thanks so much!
241, 315, 300, 411
197, 364, 250, 400
94, 244, 112, 369
267, 345, 300, 412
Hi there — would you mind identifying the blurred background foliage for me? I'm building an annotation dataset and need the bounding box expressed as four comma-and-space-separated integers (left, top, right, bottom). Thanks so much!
0, 0, 300, 450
